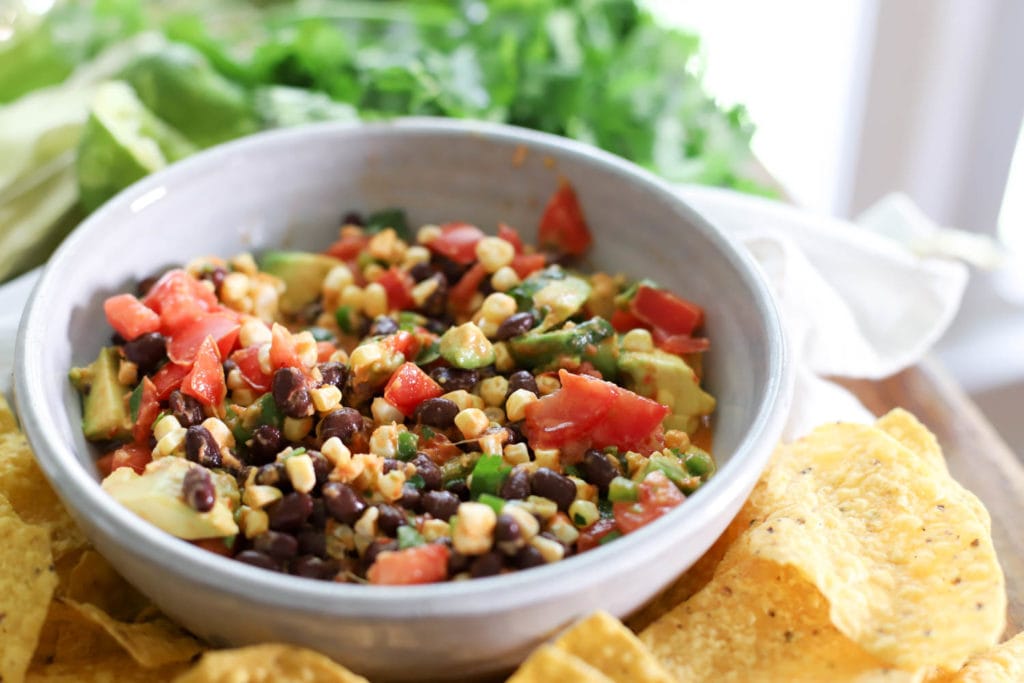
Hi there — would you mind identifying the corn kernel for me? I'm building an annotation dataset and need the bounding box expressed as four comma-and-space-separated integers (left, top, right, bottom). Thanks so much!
570, 476, 598, 503
154, 427, 186, 458
411, 277, 440, 307
621, 328, 655, 352
378, 469, 406, 502
442, 390, 485, 411
201, 417, 235, 448
483, 406, 505, 424
251, 280, 280, 322
503, 503, 540, 540
522, 495, 558, 520
403, 245, 431, 267
664, 429, 691, 450
362, 262, 385, 282
230, 252, 258, 275
326, 521, 356, 556
238, 506, 269, 539
242, 485, 283, 509
339, 284, 365, 309
420, 518, 450, 542
354, 506, 380, 539
503, 442, 530, 466
349, 341, 384, 370
473, 377, 507, 409
533, 448, 560, 471
257, 342, 273, 375
475, 318, 500, 339
548, 512, 580, 545
504, 388, 538, 423
293, 330, 318, 368
455, 408, 490, 439
153, 414, 182, 441
369, 423, 401, 458
367, 228, 406, 263
117, 360, 137, 386
625, 450, 647, 477
363, 282, 389, 317
490, 266, 520, 292
311, 385, 342, 413
478, 429, 507, 456
371, 397, 404, 426
328, 349, 349, 364
536, 374, 561, 395
220, 272, 249, 303
285, 453, 317, 493
452, 502, 496, 555
321, 436, 352, 468
239, 317, 272, 348
417, 224, 442, 244
569, 500, 600, 528
475, 236, 516, 273
322, 264, 355, 299
493, 342, 515, 372
283, 417, 312, 442
531, 534, 565, 563
480, 292, 517, 323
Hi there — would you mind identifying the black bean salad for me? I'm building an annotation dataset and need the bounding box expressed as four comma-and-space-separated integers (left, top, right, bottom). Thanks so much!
71, 182, 716, 584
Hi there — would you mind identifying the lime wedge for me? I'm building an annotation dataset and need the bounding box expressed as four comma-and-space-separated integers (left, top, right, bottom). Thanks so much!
76, 81, 195, 212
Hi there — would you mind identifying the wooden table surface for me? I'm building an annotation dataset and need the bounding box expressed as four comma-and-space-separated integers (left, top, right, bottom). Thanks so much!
838, 356, 1024, 637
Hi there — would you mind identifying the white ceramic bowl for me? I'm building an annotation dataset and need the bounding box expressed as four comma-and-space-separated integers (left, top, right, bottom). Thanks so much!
15, 119, 791, 682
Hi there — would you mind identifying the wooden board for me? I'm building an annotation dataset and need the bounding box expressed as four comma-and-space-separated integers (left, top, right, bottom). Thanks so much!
837, 356, 1024, 637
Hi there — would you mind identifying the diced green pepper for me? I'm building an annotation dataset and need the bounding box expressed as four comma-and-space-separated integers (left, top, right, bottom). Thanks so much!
407, 474, 426, 490
397, 431, 419, 461
478, 493, 505, 515
608, 476, 639, 502
683, 447, 715, 478
643, 455, 702, 494
306, 326, 335, 342
397, 524, 424, 549
366, 208, 410, 241
415, 340, 441, 366
442, 453, 479, 486
128, 382, 144, 422
599, 530, 623, 545
469, 454, 511, 498
334, 305, 356, 334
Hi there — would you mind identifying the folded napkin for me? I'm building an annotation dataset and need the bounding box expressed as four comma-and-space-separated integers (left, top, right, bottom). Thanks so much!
0, 188, 968, 442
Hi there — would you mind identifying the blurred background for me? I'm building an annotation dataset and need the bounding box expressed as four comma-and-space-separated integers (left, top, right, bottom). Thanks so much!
1, 0, 1021, 454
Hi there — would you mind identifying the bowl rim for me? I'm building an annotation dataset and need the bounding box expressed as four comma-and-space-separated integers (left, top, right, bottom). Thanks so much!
15, 117, 792, 617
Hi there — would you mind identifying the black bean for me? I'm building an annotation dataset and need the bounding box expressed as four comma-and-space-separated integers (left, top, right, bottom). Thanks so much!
267, 492, 313, 531
470, 551, 504, 578
368, 315, 399, 337
504, 422, 526, 445
253, 531, 298, 560
414, 397, 459, 428
248, 425, 283, 465
448, 550, 471, 575
421, 490, 460, 521
382, 458, 401, 474
297, 528, 328, 558
310, 499, 327, 529
255, 462, 288, 489
272, 368, 313, 419
182, 466, 215, 513
341, 211, 364, 226
398, 484, 421, 510
377, 504, 407, 537
317, 362, 348, 391
235, 549, 279, 571
185, 425, 221, 468
499, 468, 530, 500
308, 450, 330, 486
317, 407, 365, 446
322, 482, 366, 525
411, 454, 442, 491
409, 262, 435, 282
291, 555, 339, 580
494, 312, 536, 341
418, 274, 448, 318
425, 316, 453, 335
429, 367, 479, 392
507, 370, 539, 397
204, 267, 228, 291
582, 449, 619, 493
530, 468, 576, 511
363, 540, 397, 572
169, 390, 205, 428
136, 275, 159, 297
494, 514, 520, 543
122, 332, 167, 374
448, 480, 471, 501
432, 254, 469, 284
234, 465, 253, 487
513, 545, 545, 570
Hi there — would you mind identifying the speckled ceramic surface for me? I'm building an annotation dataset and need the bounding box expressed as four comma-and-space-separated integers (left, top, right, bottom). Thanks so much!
15, 119, 792, 682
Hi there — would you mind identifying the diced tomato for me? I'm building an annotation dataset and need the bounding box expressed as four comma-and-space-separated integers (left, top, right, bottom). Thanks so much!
497, 222, 524, 254
151, 361, 191, 400
325, 233, 369, 261
100, 443, 152, 476
427, 222, 485, 264
510, 253, 547, 279
538, 181, 592, 255
384, 362, 444, 416
653, 330, 711, 355
103, 294, 160, 341
614, 471, 686, 534
193, 538, 233, 557
630, 285, 703, 337
143, 269, 219, 335
381, 330, 420, 361
375, 267, 414, 311
230, 346, 272, 392
269, 323, 303, 371
523, 369, 668, 453
577, 517, 618, 552
181, 336, 225, 407
132, 377, 160, 444
367, 543, 450, 585
167, 313, 240, 365
317, 341, 337, 363
609, 308, 646, 333
449, 262, 487, 309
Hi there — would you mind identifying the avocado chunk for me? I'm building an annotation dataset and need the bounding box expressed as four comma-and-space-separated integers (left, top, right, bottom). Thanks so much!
508, 317, 617, 379
509, 266, 591, 331
69, 346, 131, 442
101, 457, 239, 540
439, 322, 495, 369
618, 348, 715, 434
258, 250, 344, 316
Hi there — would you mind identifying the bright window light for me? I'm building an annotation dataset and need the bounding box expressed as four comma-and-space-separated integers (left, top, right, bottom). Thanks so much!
998, 118, 1024, 253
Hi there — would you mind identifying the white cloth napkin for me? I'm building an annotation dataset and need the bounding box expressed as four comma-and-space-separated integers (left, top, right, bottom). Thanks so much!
0, 187, 969, 441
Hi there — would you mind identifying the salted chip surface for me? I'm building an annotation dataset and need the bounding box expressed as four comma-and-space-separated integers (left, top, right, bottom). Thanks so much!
0, 493, 59, 683
63, 599, 205, 668
0, 397, 87, 560
64, 549, 150, 622
747, 421, 1004, 671
926, 632, 1024, 683
553, 611, 673, 683
641, 556, 926, 682
507, 644, 614, 683
26, 655, 188, 682
173, 644, 369, 683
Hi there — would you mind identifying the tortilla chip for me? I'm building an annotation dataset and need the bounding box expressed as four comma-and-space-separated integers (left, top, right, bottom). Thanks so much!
641, 556, 926, 682
0, 493, 59, 683
507, 644, 614, 683
64, 550, 151, 622
746, 422, 1004, 671
61, 599, 205, 668
32, 601, 124, 667
553, 611, 673, 683
173, 644, 369, 683
26, 654, 189, 682
925, 632, 1024, 683
0, 397, 88, 561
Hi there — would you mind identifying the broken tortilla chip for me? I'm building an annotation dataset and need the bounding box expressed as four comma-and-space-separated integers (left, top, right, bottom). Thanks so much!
507, 644, 614, 683
553, 611, 673, 683
173, 644, 369, 683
